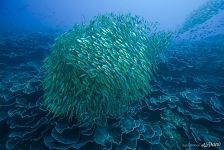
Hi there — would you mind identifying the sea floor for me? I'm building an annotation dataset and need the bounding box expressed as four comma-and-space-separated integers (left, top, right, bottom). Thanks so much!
0, 33, 224, 150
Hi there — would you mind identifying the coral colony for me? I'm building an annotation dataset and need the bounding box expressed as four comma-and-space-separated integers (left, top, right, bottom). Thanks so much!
1, 0, 224, 149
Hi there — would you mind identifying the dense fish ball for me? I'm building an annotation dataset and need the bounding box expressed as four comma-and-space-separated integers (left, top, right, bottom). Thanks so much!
43, 13, 170, 125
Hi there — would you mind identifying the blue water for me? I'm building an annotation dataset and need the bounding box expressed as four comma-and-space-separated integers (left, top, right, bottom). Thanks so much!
0, 1, 224, 150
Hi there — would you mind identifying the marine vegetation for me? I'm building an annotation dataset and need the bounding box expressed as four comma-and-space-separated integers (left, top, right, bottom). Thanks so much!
43, 13, 171, 125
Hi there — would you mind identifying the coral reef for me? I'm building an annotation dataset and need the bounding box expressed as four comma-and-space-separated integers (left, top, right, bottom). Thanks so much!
0, 34, 224, 150
1, 9, 224, 149
43, 14, 170, 125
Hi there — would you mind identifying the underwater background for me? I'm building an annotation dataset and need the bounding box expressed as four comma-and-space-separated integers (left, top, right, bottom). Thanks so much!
0, 0, 224, 150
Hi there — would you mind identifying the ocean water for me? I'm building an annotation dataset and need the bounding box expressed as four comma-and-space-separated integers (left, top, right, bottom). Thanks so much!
0, 1, 224, 150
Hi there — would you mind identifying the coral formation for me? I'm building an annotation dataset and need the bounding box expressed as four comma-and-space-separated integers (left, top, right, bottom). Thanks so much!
43, 13, 170, 125
1, 2, 224, 149
0, 31, 224, 150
